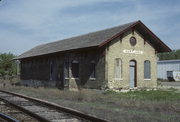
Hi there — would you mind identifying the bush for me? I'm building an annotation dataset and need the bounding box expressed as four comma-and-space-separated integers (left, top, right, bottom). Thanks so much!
0, 53, 17, 78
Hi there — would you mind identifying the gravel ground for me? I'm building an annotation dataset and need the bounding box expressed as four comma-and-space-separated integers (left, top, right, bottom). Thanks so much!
161, 81, 180, 86
159, 81, 180, 89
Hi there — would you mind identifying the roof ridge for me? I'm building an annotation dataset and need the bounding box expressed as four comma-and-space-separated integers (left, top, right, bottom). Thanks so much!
38, 21, 139, 46
15, 20, 170, 60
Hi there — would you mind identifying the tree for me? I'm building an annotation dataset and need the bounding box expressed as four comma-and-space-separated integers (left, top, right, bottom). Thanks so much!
0, 53, 17, 78
157, 49, 180, 60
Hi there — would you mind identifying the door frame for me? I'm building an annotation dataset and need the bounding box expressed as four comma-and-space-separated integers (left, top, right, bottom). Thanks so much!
129, 60, 137, 88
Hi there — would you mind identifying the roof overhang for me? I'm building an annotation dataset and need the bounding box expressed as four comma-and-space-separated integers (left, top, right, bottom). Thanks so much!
99, 20, 171, 53
13, 46, 98, 60
15, 20, 171, 60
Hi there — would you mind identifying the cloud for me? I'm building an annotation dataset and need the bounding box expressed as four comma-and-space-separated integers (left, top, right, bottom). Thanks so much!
0, 30, 40, 54
0, 0, 179, 55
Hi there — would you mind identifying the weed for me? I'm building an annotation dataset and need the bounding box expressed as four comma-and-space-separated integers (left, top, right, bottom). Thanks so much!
1, 86, 180, 122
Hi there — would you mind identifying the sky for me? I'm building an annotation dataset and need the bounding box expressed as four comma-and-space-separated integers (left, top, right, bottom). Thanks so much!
0, 0, 180, 55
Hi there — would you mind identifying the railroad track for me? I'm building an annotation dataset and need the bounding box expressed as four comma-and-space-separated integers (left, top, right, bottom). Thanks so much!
0, 99, 38, 122
0, 90, 109, 122
0, 112, 19, 122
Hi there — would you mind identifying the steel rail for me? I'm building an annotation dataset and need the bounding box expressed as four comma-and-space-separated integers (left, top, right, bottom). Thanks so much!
0, 94, 53, 122
0, 90, 110, 122
0, 113, 19, 122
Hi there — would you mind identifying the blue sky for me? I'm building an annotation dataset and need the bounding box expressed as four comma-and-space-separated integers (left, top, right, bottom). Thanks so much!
0, 0, 180, 55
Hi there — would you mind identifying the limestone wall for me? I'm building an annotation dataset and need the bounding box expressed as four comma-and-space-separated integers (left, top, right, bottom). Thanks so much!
20, 48, 105, 89
67, 49, 106, 89
106, 30, 157, 89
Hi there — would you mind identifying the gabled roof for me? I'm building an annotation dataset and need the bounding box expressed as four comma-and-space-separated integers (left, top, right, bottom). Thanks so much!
15, 20, 171, 60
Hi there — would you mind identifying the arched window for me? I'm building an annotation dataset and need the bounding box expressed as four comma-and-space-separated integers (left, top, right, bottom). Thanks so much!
71, 60, 79, 78
90, 60, 96, 78
144, 60, 151, 79
114, 58, 122, 79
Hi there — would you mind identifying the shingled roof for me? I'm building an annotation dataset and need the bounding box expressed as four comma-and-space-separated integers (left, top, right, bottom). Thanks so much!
15, 20, 171, 59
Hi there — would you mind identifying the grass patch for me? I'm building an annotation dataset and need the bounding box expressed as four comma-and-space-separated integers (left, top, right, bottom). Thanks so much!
1, 85, 180, 122
104, 89, 180, 101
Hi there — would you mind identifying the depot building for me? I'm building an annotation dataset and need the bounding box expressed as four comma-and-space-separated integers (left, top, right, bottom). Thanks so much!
15, 20, 171, 89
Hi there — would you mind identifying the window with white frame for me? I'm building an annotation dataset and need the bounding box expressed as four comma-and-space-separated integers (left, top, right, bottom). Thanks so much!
71, 60, 79, 78
114, 58, 122, 79
90, 61, 96, 79
144, 60, 151, 79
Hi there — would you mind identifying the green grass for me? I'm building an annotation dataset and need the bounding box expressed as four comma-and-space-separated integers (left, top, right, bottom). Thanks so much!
104, 88, 180, 101
1, 85, 180, 122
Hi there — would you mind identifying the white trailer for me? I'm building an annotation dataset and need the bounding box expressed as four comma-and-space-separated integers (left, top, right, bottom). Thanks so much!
157, 59, 180, 80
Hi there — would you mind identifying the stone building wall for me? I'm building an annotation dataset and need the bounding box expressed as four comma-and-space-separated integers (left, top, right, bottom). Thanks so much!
106, 30, 157, 89
20, 48, 106, 89
20, 29, 158, 90
64, 48, 105, 89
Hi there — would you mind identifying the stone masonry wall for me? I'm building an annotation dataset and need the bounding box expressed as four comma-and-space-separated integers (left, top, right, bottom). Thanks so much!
106, 30, 157, 89
67, 49, 106, 89
20, 48, 105, 89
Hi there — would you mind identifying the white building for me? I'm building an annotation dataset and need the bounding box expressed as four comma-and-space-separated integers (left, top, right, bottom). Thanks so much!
157, 60, 180, 80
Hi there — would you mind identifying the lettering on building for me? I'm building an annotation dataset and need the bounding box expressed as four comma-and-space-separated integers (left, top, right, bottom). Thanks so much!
123, 49, 143, 54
